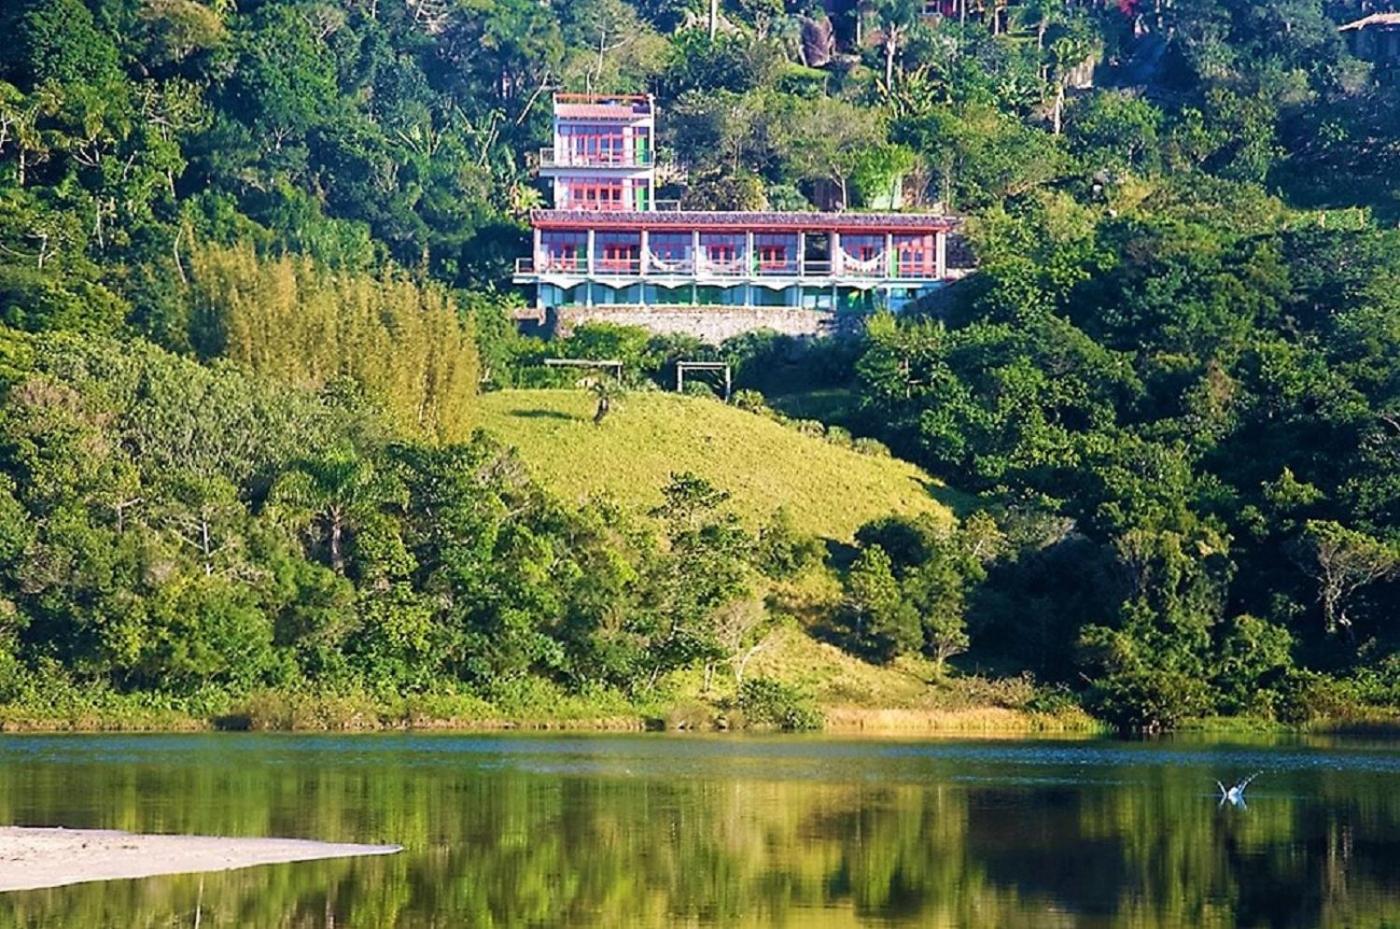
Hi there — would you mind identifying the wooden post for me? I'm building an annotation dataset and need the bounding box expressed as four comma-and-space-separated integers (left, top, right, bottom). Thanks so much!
587, 228, 596, 275
640, 229, 649, 275
935, 231, 947, 279
692, 229, 702, 276
745, 230, 755, 277
885, 232, 894, 277
797, 231, 806, 276
832, 231, 842, 277
533, 227, 542, 271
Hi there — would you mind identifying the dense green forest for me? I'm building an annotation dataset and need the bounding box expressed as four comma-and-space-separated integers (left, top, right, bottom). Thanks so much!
1, 0, 1399, 730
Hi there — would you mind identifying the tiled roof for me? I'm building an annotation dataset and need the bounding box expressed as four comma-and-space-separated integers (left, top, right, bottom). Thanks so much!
555, 104, 653, 120
531, 209, 960, 231
1340, 12, 1400, 30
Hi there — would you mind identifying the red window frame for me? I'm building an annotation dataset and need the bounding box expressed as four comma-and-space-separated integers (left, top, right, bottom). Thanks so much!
757, 245, 788, 269
563, 126, 628, 165
568, 181, 625, 211
896, 234, 936, 275
599, 242, 640, 272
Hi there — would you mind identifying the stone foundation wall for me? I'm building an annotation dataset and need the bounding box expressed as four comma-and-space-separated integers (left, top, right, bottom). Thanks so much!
536, 305, 839, 343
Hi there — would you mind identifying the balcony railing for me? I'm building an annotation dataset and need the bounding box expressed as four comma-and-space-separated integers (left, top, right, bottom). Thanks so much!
517, 255, 948, 280
540, 148, 653, 168
698, 257, 747, 277
647, 254, 695, 275
595, 257, 643, 275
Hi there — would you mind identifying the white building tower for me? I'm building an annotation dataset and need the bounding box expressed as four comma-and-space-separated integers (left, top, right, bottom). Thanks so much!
538, 93, 656, 212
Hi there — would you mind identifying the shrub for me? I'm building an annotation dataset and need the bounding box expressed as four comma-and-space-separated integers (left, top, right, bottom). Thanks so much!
1351, 653, 1400, 707
1024, 683, 1081, 715
1273, 669, 1361, 725
1086, 668, 1214, 733
853, 437, 890, 457
736, 677, 822, 731
791, 418, 826, 438
682, 378, 718, 398
825, 425, 853, 448
731, 388, 768, 413
755, 507, 825, 578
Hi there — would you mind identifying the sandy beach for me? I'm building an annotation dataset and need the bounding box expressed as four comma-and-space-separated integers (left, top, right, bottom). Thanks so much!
0, 826, 400, 892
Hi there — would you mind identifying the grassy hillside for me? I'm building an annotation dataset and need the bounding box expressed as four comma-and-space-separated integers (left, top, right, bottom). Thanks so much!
476, 389, 962, 541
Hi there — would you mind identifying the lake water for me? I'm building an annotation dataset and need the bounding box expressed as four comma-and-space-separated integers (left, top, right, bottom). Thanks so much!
0, 732, 1398, 927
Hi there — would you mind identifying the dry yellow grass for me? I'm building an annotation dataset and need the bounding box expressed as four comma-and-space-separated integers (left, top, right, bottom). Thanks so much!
476, 389, 961, 541
821, 707, 1101, 735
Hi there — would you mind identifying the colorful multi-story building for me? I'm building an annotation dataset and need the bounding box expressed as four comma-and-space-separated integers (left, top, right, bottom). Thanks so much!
515, 93, 966, 339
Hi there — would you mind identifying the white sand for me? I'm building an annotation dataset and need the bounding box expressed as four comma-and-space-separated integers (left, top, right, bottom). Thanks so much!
0, 826, 401, 892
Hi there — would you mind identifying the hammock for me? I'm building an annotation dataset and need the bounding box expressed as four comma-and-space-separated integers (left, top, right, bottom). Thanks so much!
841, 253, 886, 276
647, 251, 693, 274
701, 257, 746, 276
542, 257, 585, 273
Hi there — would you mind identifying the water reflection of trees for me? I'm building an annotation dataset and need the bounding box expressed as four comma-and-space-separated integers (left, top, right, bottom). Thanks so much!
0, 750, 1398, 929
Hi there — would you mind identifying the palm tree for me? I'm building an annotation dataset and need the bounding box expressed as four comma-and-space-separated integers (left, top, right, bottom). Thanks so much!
1048, 28, 1094, 135
587, 377, 621, 426
271, 452, 401, 574
1016, 0, 1063, 51
871, 0, 923, 91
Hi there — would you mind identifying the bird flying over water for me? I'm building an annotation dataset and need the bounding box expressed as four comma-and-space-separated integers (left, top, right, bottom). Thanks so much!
1217, 772, 1260, 808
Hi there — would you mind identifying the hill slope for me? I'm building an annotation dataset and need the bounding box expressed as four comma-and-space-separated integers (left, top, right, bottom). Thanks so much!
476, 390, 960, 541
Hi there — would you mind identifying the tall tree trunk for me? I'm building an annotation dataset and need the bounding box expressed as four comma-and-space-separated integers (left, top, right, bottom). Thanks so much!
884, 34, 896, 89
201, 515, 213, 576
1052, 81, 1065, 135
329, 510, 345, 573
709, 0, 718, 40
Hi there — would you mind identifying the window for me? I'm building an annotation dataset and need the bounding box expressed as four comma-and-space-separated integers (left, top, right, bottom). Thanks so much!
568, 181, 625, 211
561, 125, 630, 165
896, 234, 937, 276
649, 234, 691, 271
753, 234, 798, 273
758, 245, 787, 268
595, 233, 641, 273
751, 285, 790, 307
645, 284, 691, 305
600, 244, 638, 271
700, 235, 745, 273
541, 232, 588, 271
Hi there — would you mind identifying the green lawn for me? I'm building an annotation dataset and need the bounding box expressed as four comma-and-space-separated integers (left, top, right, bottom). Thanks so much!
476, 389, 961, 541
